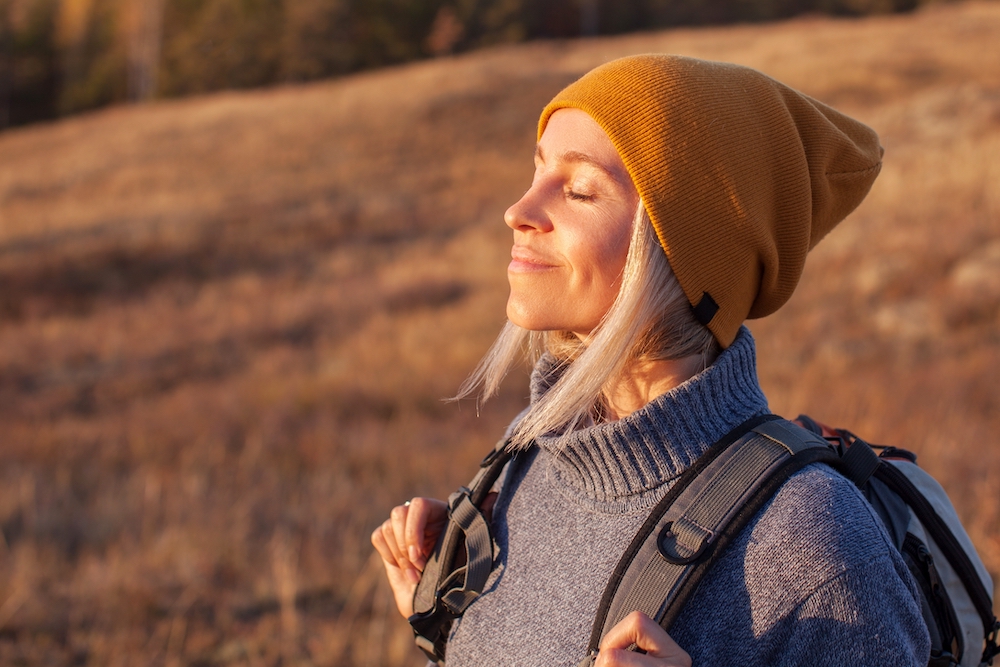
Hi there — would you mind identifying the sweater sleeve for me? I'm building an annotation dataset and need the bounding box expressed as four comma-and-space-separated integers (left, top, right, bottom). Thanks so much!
670, 464, 931, 667
771, 559, 930, 667
768, 556, 931, 666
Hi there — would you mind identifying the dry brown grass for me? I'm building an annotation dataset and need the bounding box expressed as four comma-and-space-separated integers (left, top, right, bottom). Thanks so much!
1, 2, 999, 664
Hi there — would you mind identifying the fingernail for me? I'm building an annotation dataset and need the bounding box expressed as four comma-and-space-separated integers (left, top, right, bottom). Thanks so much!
409, 546, 420, 563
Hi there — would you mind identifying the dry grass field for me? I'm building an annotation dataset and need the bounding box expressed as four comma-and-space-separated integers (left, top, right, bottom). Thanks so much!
1, 2, 999, 665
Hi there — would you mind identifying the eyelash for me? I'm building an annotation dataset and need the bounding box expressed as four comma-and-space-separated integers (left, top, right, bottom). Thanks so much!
566, 189, 594, 202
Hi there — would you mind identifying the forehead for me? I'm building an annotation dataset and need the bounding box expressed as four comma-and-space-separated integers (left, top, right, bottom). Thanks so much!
537, 109, 631, 184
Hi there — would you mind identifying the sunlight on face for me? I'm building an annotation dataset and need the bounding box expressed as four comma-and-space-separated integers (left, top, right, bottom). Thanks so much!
504, 108, 640, 338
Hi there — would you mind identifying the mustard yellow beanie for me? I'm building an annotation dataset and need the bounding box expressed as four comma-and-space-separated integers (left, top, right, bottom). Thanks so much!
538, 55, 883, 348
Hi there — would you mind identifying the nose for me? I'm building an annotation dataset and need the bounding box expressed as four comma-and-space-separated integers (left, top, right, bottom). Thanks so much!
504, 182, 552, 233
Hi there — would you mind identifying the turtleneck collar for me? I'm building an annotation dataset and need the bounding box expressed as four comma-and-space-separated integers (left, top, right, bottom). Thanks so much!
529, 326, 769, 503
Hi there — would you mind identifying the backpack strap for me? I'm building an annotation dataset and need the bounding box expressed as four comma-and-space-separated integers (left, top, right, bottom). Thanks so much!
579, 416, 837, 667
408, 439, 515, 664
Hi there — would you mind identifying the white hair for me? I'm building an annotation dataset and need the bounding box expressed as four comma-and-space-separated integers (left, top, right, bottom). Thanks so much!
455, 201, 719, 449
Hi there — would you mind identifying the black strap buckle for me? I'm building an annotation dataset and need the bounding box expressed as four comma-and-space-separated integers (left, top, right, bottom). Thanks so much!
409, 603, 453, 664
448, 486, 472, 514
480, 439, 510, 468
983, 618, 1000, 665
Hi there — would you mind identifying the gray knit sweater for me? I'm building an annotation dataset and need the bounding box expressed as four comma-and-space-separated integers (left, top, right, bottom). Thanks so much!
444, 327, 931, 666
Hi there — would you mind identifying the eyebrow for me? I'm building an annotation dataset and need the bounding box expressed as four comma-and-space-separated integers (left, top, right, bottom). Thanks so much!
534, 144, 626, 183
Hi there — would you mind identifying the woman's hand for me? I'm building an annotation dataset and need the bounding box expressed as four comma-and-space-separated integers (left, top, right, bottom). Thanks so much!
594, 611, 691, 667
371, 497, 448, 618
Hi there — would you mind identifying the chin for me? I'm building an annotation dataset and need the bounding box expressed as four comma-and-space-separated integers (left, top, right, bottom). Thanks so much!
506, 309, 590, 336
506, 300, 550, 332
506, 312, 544, 331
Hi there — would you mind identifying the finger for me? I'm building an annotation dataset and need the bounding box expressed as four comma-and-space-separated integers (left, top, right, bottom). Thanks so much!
371, 525, 394, 563
372, 523, 418, 586
422, 498, 449, 545
371, 522, 401, 565
405, 498, 449, 569
594, 648, 659, 667
598, 612, 691, 667
372, 529, 419, 618
405, 498, 430, 569
389, 504, 412, 564
378, 518, 407, 568
382, 520, 420, 585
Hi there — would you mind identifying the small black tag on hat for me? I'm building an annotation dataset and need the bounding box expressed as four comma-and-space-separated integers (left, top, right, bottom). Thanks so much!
692, 292, 719, 326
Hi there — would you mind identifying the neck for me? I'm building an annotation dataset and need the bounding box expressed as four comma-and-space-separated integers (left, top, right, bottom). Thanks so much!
604, 353, 715, 420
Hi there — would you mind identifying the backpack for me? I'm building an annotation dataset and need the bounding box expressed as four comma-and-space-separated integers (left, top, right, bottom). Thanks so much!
408, 414, 999, 667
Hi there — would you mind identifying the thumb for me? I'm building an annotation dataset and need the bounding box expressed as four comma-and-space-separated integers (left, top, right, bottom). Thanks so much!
598, 611, 691, 667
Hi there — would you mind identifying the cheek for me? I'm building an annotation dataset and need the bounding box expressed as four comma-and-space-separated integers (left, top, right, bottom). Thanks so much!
586, 224, 632, 291
558, 226, 631, 333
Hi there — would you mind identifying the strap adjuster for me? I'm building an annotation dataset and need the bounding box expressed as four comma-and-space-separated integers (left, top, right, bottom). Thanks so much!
447, 487, 472, 514
658, 518, 714, 565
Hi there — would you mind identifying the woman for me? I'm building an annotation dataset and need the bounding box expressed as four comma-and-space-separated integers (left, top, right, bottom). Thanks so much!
372, 55, 931, 666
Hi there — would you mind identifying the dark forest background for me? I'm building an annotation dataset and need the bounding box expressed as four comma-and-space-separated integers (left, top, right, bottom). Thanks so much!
0, 0, 940, 129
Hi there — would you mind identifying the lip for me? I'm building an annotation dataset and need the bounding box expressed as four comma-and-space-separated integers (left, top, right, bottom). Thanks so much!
509, 245, 556, 273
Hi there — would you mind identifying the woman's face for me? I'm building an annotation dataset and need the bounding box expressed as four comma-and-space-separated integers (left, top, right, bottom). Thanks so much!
505, 108, 639, 338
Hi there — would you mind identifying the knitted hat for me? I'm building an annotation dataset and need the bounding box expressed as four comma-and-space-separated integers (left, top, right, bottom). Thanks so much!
538, 55, 883, 348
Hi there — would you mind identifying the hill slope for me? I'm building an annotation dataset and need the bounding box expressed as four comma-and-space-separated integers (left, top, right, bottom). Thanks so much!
1, 3, 999, 665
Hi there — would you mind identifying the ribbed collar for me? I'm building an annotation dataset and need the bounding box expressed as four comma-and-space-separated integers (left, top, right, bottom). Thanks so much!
531, 326, 769, 502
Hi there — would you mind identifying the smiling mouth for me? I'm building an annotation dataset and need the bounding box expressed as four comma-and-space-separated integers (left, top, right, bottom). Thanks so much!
509, 247, 555, 272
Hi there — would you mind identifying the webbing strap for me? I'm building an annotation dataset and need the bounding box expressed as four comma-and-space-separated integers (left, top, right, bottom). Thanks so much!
439, 493, 494, 614
408, 439, 515, 664
839, 436, 881, 487
584, 419, 834, 664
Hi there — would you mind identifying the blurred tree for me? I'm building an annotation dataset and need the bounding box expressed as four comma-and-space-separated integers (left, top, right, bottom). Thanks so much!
280, 0, 352, 79
579, 0, 597, 35
0, 0, 10, 126
450, 0, 525, 47
349, 0, 443, 66
819, 0, 920, 15
58, 0, 127, 113
125, 0, 165, 99
159, 0, 283, 95
426, 5, 462, 55
0, 0, 947, 129
0, 0, 60, 127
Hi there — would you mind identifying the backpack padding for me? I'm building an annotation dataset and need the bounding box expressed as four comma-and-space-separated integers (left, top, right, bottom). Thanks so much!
582, 413, 777, 657
876, 461, 997, 667
583, 416, 837, 663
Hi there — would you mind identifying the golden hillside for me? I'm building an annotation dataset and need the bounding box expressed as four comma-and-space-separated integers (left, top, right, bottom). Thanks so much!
1, 2, 998, 664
